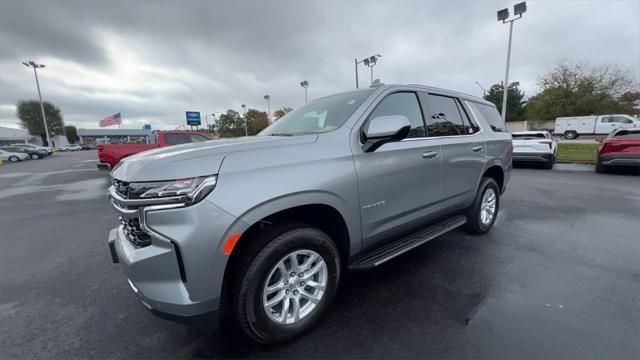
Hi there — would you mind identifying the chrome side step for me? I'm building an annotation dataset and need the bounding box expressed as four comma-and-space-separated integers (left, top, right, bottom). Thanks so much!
349, 215, 467, 270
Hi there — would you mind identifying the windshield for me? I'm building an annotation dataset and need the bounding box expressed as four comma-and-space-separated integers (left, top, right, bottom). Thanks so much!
260, 89, 374, 136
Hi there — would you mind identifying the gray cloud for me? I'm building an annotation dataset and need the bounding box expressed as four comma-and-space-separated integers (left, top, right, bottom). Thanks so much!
1, 0, 638, 130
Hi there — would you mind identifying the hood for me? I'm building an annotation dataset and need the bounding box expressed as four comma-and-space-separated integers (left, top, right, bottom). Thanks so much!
111, 135, 317, 182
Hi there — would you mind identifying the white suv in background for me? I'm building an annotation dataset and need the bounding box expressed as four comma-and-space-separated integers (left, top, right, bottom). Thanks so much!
511, 131, 557, 169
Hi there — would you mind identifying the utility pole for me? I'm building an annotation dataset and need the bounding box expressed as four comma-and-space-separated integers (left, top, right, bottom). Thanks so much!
22, 61, 51, 147
354, 58, 359, 89
241, 104, 248, 136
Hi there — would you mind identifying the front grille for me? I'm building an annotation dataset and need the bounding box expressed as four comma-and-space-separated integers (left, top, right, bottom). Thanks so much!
119, 216, 151, 247
112, 178, 130, 198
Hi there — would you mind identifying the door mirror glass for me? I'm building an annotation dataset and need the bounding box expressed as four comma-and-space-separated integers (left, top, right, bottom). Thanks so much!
362, 115, 411, 152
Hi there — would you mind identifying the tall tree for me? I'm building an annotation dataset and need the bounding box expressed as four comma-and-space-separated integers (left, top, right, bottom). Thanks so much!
526, 61, 635, 120
617, 91, 640, 115
16, 100, 65, 146
216, 109, 246, 138
246, 109, 270, 135
483, 82, 527, 121
64, 125, 78, 144
273, 107, 293, 121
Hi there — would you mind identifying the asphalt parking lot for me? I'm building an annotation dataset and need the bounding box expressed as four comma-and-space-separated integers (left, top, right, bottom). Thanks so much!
1, 151, 639, 358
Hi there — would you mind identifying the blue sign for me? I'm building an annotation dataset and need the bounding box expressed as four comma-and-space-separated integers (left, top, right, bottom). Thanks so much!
186, 111, 201, 126
142, 124, 151, 130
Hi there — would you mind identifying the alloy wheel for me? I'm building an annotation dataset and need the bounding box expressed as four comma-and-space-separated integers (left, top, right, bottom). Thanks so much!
262, 249, 328, 325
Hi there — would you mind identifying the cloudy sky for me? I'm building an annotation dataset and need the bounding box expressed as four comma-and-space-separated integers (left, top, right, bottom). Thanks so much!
0, 0, 638, 130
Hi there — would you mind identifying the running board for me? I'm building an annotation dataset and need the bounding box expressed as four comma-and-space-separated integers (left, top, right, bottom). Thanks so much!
349, 215, 467, 270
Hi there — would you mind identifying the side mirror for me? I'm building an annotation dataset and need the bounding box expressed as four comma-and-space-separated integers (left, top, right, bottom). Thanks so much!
362, 115, 411, 152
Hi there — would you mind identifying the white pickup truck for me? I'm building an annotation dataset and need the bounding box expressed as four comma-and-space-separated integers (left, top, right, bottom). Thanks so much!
554, 114, 640, 139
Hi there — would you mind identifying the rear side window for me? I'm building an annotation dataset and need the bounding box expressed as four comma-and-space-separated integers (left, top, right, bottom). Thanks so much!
466, 101, 507, 132
613, 130, 640, 138
368, 92, 426, 138
164, 134, 187, 145
423, 94, 468, 137
512, 133, 547, 139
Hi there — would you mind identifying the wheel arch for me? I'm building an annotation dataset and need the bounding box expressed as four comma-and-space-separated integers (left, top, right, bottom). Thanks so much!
481, 163, 505, 193
218, 196, 356, 324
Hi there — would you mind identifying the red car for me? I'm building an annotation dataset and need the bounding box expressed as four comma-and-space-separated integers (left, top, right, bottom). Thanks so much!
596, 128, 640, 174
97, 131, 211, 170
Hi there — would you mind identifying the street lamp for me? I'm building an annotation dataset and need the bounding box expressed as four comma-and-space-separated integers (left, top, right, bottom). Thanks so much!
497, 2, 526, 121
241, 104, 248, 136
354, 54, 382, 88
300, 81, 309, 104
205, 113, 217, 134
263, 95, 271, 122
475, 81, 487, 96
22, 61, 51, 147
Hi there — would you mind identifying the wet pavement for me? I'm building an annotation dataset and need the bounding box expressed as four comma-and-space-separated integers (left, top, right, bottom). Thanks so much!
1, 151, 639, 358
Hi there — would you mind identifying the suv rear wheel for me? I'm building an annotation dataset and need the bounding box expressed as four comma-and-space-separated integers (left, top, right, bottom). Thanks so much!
232, 223, 341, 344
464, 177, 500, 234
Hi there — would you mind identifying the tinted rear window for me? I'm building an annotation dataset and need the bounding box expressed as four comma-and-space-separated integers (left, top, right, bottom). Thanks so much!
164, 134, 187, 145
613, 130, 640, 139
466, 101, 506, 132
512, 133, 546, 139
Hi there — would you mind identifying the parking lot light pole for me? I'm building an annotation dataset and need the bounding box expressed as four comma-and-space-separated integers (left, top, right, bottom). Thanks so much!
475, 81, 487, 96
263, 95, 271, 122
497, 2, 526, 122
241, 104, 248, 136
22, 61, 51, 147
300, 81, 309, 104
355, 54, 382, 88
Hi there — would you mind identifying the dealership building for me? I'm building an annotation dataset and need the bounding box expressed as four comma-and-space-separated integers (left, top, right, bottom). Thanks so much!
0, 126, 69, 147
77, 128, 153, 144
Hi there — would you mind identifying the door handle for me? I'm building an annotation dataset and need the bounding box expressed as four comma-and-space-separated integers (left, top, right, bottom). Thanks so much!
422, 151, 439, 159
471, 145, 484, 152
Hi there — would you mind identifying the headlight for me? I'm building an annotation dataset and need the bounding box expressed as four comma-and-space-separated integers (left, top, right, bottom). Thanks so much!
128, 175, 217, 204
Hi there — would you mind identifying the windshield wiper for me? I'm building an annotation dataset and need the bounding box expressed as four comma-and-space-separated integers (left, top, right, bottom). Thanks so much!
268, 133, 294, 136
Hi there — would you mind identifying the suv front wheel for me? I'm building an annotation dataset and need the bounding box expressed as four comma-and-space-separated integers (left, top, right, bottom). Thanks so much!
464, 177, 500, 234
233, 223, 341, 344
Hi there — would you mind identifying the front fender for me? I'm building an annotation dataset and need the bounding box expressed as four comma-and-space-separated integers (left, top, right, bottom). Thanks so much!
211, 191, 362, 256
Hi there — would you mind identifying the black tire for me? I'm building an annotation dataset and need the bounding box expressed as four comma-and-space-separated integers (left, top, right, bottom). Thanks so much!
595, 161, 608, 174
30, 154, 39, 160
544, 155, 555, 169
464, 177, 500, 235
232, 222, 341, 344
564, 131, 578, 140
9, 156, 19, 162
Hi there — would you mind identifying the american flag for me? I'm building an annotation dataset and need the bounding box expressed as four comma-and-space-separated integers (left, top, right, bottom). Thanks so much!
99, 113, 122, 127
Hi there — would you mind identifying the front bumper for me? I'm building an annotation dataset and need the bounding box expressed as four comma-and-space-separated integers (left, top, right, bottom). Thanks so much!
107, 187, 248, 324
512, 151, 553, 163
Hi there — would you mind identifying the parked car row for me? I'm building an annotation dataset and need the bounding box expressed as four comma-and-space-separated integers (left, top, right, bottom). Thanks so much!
510, 128, 639, 174
0, 144, 51, 162
57, 144, 83, 151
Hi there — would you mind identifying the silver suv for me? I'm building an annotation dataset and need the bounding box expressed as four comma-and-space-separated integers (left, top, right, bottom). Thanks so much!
107, 84, 512, 343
